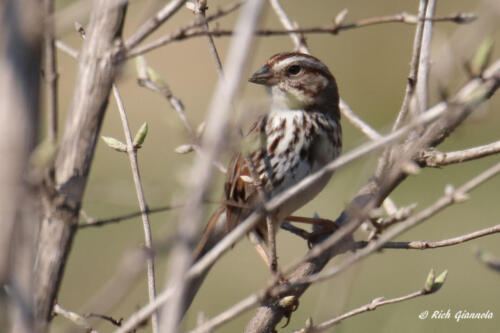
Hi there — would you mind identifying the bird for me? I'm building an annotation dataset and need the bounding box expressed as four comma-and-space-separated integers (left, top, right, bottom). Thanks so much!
192, 52, 342, 269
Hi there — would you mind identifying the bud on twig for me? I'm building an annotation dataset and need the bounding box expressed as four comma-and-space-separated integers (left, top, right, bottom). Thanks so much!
101, 136, 127, 152
133, 122, 148, 148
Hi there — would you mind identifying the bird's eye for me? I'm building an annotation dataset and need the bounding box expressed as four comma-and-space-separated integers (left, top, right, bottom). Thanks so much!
287, 65, 301, 75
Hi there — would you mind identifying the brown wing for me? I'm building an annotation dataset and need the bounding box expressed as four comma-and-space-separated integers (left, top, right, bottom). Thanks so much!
223, 115, 268, 232
223, 153, 257, 232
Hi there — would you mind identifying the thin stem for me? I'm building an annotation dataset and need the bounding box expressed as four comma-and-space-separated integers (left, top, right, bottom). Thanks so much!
111, 85, 159, 333
53, 304, 97, 333
419, 140, 500, 167
42, 0, 58, 143
391, 0, 428, 131
364, 223, 500, 250
194, 0, 224, 77
415, 0, 436, 113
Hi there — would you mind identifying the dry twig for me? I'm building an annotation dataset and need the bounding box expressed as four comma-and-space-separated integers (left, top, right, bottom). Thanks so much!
419, 141, 500, 167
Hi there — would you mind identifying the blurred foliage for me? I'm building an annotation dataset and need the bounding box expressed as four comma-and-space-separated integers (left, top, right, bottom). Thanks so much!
51, 0, 499, 332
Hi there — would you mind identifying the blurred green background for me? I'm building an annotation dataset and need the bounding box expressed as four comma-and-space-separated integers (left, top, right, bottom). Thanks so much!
51, 0, 499, 332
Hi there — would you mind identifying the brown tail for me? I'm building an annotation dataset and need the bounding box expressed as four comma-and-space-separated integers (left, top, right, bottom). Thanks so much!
192, 206, 226, 262
183, 206, 227, 317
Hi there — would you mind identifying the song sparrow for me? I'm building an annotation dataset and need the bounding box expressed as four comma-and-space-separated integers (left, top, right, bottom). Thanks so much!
194, 52, 342, 265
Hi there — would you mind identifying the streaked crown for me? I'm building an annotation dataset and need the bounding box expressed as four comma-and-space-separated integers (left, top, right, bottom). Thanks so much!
249, 52, 339, 116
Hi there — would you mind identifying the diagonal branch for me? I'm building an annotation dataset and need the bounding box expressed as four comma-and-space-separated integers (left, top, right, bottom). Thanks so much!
292, 270, 445, 333
124, 0, 187, 50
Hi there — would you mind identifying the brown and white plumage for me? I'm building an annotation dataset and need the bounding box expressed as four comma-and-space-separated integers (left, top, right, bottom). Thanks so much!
194, 52, 342, 261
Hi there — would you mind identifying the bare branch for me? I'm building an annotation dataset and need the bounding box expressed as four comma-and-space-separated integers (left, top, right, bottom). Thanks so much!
53, 304, 97, 333
269, 0, 308, 53
127, 10, 475, 58
419, 140, 500, 167
78, 204, 182, 228
124, 0, 187, 50
363, 223, 500, 250
292, 271, 445, 333
126, 0, 245, 58
111, 85, 158, 332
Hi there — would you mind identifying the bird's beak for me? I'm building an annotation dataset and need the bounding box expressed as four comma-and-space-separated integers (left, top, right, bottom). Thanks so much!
249, 64, 274, 85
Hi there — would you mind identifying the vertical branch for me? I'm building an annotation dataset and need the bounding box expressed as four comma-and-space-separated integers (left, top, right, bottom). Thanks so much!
391, 0, 428, 131
42, 0, 58, 143
35, 0, 127, 329
111, 86, 159, 333
416, 0, 436, 113
0, 1, 41, 332
159, 0, 266, 330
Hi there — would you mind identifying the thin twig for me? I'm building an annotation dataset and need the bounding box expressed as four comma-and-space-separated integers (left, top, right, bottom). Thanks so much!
53, 304, 97, 333
42, 0, 58, 143
78, 204, 183, 228
361, 223, 500, 250
125, 0, 187, 50
391, 0, 428, 131
127, 11, 475, 58
419, 140, 500, 167
269, 0, 308, 53
111, 85, 159, 333
193, 0, 225, 77
293, 290, 428, 333
126, 0, 245, 58
415, 0, 436, 114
